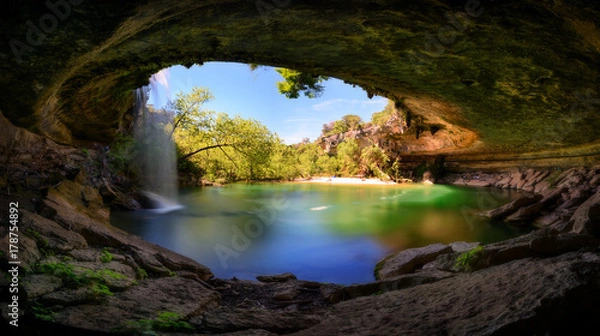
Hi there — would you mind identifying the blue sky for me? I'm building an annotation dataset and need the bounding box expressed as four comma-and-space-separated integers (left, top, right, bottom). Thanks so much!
147, 62, 387, 144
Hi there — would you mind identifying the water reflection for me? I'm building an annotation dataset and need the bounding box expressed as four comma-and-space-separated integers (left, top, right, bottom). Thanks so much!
111, 183, 532, 284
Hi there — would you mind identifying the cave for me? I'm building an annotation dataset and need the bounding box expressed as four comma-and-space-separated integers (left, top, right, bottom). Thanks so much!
1, 1, 600, 335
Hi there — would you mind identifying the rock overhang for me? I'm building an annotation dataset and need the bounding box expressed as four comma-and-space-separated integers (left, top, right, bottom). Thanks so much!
0, 0, 598, 156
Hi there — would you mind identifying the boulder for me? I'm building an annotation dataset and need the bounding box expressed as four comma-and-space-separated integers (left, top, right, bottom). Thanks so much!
505, 202, 545, 223
570, 190, 600, 236
485, 194, 543, 219
256, 273, 297, 283
375, 243, 452, 280
21, 210, 88, 252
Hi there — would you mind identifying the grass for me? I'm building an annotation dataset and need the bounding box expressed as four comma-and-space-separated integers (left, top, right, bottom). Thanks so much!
100, 248, 114, 263
30, 301, 56, 322
35, 261, 128, 298
136, 268, 148, 280
115, 311, 194, 335
454, 245, 484, 272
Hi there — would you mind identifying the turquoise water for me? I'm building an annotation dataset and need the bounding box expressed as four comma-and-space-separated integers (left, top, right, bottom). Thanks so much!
111, 183, 531, 284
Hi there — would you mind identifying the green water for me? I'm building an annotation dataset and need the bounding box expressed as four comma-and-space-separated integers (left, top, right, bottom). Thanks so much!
111, 183, 531, 284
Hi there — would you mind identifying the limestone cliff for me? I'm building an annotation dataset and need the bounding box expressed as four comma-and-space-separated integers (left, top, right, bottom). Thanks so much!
0, 0, 599, 161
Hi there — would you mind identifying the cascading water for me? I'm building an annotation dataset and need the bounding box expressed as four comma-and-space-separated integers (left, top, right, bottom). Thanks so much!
133, 85, 183, 214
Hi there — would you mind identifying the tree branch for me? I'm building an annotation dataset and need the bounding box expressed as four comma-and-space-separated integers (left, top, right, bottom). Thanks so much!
178, 144, 233, 162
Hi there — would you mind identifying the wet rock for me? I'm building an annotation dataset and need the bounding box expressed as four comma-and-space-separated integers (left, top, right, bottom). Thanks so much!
485, 194, 543, 219
197, 307, 322, 334
375, 243, 452, 280
256, 273, 297, 283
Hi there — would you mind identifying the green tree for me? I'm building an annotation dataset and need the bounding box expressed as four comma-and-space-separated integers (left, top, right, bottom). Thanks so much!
342, 114, 364, 131
170, 87, 280, 182
371, 100, 396, 127
360, 144, 389, 179
275, 68, 329, 99
168, 87, 214, 138
336, 138, 361, 176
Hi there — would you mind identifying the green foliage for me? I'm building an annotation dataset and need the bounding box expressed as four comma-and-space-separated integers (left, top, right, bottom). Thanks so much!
154, 311, 194, 331
36, 262, 85, 288
322, 114, 365, 137
30, 301, 55, 322
108, 134, 138, 176
371, 100, 399, 127
172, 87, 282, 182
100, 248, 113, 263
361, 144, 389, 179
92, 283, 114, 297
36, 261, 125, 297
336, 139, 361, 176
119, 319, 156, 336
455, 245, 483, 271
136, 268, 149, 280
117, 312, 194, 335
275, 68, 329, 99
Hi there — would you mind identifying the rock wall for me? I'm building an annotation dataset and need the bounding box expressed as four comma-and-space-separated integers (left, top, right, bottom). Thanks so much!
1, 109, 600, 335
1, 1, 599, 158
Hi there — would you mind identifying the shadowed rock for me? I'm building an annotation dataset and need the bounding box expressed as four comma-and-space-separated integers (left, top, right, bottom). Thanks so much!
375, 243, 452, 280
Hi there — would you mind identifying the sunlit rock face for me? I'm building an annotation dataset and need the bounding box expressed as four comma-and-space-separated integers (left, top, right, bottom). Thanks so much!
0, 0, 599, 156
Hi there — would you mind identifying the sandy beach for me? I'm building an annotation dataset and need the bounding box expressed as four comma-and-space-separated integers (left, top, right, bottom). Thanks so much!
294, 177, 400, 185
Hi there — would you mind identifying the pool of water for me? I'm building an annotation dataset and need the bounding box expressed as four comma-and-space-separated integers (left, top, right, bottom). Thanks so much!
111, 183, 532, 284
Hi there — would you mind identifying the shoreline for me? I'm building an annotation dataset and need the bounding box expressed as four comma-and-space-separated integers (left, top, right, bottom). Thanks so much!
294, 177, 402, 185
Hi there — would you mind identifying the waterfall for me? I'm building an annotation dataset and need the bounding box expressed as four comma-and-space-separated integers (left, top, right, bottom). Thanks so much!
133, 86, 183, 214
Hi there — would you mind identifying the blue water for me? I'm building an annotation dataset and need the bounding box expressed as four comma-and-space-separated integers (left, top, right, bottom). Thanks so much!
111, 183, 530, 284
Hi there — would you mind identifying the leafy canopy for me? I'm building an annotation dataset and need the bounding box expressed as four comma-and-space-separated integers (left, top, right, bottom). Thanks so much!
275, 68, 329, 99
